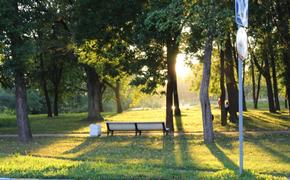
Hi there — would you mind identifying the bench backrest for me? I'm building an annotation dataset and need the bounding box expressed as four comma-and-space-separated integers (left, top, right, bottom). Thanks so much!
136, 123, 165, 130
107, 122, 136, 130
106, 122, 166, 131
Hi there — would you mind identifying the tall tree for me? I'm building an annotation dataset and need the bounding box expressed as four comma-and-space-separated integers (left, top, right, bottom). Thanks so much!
73, 0, 144, 121
0, 0, 34, 142
273, 1, 289, 113
105, 79, 123, 113
84, 65, 103, 121
130, 0, 184, 131
187, 0, 216, 143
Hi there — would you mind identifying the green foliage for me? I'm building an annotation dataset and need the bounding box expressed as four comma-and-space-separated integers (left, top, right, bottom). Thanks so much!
27, 89, 45, 114
0, 88, 15, 111
128, 0, 185, 93
0, 87, 45, 114
144, 0, 184, 42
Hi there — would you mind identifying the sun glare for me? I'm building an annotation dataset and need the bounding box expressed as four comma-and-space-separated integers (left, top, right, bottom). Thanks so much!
176, 54, 192, 79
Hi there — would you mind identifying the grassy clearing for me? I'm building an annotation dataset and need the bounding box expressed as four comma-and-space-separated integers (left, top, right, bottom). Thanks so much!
0, 107, 289, 179
0, 133, 289, 179
0, 106, 289, 134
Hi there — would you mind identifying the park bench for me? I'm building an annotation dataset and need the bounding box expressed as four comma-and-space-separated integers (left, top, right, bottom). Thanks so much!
106, 122, 169, 136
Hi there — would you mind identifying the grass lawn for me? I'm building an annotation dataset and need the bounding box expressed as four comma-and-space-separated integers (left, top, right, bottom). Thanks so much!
0, 106, 289, 179
0, 134, 289, 179
0, 106, 289, 134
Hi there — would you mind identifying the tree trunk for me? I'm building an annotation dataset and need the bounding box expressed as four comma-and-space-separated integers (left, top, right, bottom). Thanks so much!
50, 59, 63, 117
250, 57, 256, 108
275, 1, 290, 113
265, 76, 276, 113
200, 37, 214, 143
173, 73, 181, 116
115, 80, 123, 113
15, 70, 33, 142
8, 3, 32, 142
269, 38, 280, 111
263, 49, 276, 113
224, 35, 238, 123
84, 66, 103, 121
39, 54, 53, 117
99, 81, 106, 112
171, 39, 181, 116
165, 41, 176, 132
166, 79, 174, 131
282, 51, 290, 114
254, 69, 262, 109
251, 54, 263, 109
53, 84, 59, 116
219, 49, 227, 126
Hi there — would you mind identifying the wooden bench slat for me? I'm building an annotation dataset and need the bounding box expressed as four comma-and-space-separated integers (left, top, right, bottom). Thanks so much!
109, 123, 136, 130
106, 121, 169, 136
137, 123, 163, 130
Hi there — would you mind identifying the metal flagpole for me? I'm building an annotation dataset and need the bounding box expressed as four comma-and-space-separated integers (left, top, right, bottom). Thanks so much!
238, 57, 243, 174
235, 0, 248, 175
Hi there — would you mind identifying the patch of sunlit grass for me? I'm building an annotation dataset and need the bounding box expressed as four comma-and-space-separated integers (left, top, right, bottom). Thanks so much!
0, 134, 289, 179
0, 106, 289, 135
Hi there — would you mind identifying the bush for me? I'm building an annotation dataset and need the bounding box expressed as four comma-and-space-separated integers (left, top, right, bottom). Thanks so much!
0, 89, 15, 112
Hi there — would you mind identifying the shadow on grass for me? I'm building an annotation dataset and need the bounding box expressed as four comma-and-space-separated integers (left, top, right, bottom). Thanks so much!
262, 111, 290, 123
246, 134, 290, 164
243, 111, 290, 131
1, 134, 289, 179
206, 143, 239, 172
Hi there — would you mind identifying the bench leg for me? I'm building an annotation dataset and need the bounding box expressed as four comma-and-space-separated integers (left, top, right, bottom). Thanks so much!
139, 131, 141, 136
111, 131, 114, 136
107, 131, 109, 136
135, 131, 138, 136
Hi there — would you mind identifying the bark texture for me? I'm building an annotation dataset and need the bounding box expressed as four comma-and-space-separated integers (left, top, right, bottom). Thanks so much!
15, 71, 33, 142
165, 40, 177, 131
219, 49, 227, 126
84, 66, 104, 121
200, 37, 214, 143
269, 38, 280, 111
199, 38, 214, 143
9, 6, 32, 141
263, 48, 276, 113
115, 80, 123, 113
39, 54, 52, 117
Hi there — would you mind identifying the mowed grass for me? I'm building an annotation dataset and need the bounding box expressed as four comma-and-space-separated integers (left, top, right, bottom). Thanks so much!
0, 133, 289, 179
0, 106, 289, 134
0, 107, 289, 179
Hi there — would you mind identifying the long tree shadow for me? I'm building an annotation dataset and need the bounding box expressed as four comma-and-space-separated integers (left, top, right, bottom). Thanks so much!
164, 115, 217, 172
243, 112, 290, 131
206, 143, 239, 173
245, 134, 290, 164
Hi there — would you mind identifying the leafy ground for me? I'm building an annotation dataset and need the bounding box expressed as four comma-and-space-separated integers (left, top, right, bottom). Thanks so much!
0, 106, 289, 134
0, 106, 289, 179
